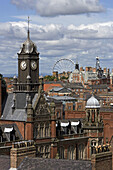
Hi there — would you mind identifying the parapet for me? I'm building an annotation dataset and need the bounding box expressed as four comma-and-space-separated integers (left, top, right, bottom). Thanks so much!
12, 140, 35, 148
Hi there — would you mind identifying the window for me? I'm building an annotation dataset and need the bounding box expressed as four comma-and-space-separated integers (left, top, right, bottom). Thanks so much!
68, 145, 74, 159
45, 146, 50, 158
73, 103, 75, 110
40, 127, 43, 137
91, 140, 96, 154
78, 105, 81, 109
34, 125, 38, 139
40, 123, 44, 138
68, 106, 71, 110
45, 127, 49, 137
57, 112, 59, 118
45, 122, 49, 137
40, 146, 44, 157
78, 144, 84, 159
58, 146, 64, 159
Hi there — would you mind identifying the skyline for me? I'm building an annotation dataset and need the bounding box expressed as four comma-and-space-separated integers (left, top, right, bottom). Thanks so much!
0, 0, 113, 76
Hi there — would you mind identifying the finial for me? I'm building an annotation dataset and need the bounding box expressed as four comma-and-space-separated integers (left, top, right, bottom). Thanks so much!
27, 16, 31, 39
92, 90, 94, 96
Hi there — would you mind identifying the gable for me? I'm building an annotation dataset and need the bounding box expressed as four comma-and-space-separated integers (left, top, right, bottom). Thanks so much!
34, 94, 51, 119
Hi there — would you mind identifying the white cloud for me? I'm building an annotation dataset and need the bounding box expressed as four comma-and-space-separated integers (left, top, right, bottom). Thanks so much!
11, 0, 104, 17
1, 20, 113, 75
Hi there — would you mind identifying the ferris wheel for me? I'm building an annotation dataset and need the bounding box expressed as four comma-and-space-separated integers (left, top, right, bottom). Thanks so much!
53, 58, 75, 74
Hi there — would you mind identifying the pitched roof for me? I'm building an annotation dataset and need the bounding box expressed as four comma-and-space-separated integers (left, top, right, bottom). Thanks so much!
18, 157, 92, 170
47, 96, 76, 101
0, 155, 10, 170
50, 87, 72, 93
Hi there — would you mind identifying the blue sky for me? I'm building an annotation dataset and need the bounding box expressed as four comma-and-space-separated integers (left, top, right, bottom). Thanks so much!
0, 0, 113, 76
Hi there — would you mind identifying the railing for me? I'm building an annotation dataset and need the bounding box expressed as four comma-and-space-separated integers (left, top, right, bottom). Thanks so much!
13, 83, 39, 92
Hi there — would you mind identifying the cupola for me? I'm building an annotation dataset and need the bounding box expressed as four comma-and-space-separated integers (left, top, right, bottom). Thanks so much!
86, 95, 100, 109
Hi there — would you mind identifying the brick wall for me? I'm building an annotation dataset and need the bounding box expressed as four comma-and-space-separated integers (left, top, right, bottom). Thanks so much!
0, 146, 11, 155
91, 152, 112, 170
10, 140, 36, 169
0, 120, 25, 139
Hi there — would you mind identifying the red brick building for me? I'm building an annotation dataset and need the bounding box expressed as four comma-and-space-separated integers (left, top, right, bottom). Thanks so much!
0, 25, 112, 167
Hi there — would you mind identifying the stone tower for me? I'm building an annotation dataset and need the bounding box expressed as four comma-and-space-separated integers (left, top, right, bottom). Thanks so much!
83, 95, 103, 157
13, 18, 40, 109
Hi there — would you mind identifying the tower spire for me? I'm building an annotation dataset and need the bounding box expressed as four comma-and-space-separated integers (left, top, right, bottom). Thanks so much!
27, 16, 31, 39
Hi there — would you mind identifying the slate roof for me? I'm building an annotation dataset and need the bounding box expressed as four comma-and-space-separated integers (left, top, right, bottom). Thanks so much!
44, 81, 62, 84
0, 155, 10, 170
1, 93, 27, 121
18, 157, 92, 170
88, 84, 108, 89
100, 107, 113, 112
59, 136, 89, 142
64, 82, 84, 89
47, 96, 76, 102
50, 87, 72, 93
84, 93, 102, 101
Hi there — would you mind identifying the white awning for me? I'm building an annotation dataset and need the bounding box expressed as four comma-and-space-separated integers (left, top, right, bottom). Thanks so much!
61, 122, 69, 127
4, 127, 13, 133
71, 121, 79, 126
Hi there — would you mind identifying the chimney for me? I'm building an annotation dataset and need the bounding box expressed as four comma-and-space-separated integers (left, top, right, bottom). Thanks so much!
80, 67, 83, 72
93, 68, 96, 73
85, 67, 89, 71
103, 68, 107, 73
10, 140, 36, 169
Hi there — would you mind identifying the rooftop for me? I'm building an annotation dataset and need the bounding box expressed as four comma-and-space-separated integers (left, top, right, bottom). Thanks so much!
0, 155, 10, 170
18, 157, 92, 170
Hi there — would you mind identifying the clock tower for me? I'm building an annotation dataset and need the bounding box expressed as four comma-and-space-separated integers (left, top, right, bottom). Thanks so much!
18, 21, 39, 88
13, 17, 40, 109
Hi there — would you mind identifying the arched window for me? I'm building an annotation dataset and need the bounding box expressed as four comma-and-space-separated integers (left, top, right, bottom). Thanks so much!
88, 110, 90, 122
58, 146, 64, 159
91, 140, 96, 154
78, 144, 84, 159
45, 145, 50, 158
40, 146, 44, 158
45, 122, 49, 137
34, 125, 38, 139
40, 123, 44, 138
68, 145, 74, 159
92, 110, 95, 122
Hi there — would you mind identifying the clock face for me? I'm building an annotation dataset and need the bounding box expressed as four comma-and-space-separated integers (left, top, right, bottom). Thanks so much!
31, 61, 37, 70
20, 61, 27, 70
